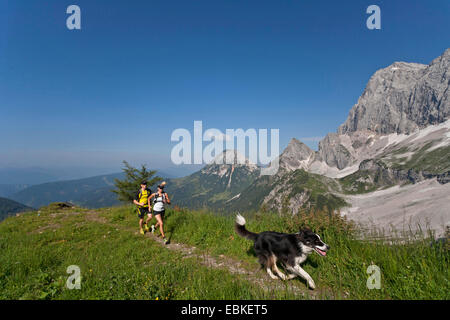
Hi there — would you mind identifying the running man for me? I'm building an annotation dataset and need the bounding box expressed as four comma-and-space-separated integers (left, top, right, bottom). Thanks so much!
149, 182, 171, 244
133, 181, 152, 235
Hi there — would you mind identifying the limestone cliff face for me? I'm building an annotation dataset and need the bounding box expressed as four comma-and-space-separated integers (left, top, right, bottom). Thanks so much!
338, 49, 450, 135
315, 49, 450, 170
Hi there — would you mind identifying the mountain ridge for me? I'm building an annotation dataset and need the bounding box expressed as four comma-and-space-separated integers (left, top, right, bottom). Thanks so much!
276, 48, 450, 175
8, 173, 125, 209
0, 197, 33, 221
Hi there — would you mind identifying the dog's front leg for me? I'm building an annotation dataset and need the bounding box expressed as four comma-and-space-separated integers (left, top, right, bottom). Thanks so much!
266, 267, 279, 280
283, 263, 298, 280
272, 262, 288, 280
286, 273, 297, 280
295, 265, 316, 289
286, 265, 316, 289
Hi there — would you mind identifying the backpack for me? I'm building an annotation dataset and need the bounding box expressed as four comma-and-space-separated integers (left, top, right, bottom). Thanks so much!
153, 192, 166, 204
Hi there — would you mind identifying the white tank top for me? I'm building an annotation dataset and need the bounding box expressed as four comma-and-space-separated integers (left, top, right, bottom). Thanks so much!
153, 193, 166, 212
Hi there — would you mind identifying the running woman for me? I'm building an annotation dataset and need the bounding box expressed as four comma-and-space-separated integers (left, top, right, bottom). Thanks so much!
149, 181, 170, 244
133, 181, 152, 235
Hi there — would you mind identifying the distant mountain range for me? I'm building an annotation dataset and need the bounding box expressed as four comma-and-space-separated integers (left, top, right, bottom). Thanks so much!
0, 166, 193, 188
8, 173, 125, 209
2, 167, 180, 209
0, 197, 33, 221
0, 184, 30, 198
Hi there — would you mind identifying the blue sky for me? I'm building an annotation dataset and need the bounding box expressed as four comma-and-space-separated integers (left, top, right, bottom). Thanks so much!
1, 0, 449, 176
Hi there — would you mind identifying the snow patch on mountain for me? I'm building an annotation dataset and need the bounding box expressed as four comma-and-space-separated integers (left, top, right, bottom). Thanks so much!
341, 179, 450, 238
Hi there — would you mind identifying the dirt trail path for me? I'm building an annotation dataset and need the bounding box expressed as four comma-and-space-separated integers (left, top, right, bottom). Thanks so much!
83, 211, 336, 299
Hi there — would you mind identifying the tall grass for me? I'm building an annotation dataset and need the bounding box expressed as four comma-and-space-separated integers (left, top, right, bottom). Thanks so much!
136, 206, 448, 299
0, 208, 298, 299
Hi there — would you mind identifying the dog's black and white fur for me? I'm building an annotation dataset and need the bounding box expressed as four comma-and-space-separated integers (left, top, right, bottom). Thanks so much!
235, 214, 329, 289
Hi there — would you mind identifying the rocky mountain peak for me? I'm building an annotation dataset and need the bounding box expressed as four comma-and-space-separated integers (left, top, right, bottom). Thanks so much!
211, 149, 257, 166
338, 48, 450, 135
433, 47, 450, 61
278, 138, 315, 172
201, 149, 259, 176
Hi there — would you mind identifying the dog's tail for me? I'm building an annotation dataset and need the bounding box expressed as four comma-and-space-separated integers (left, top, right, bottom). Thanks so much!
235, 214, 258, 241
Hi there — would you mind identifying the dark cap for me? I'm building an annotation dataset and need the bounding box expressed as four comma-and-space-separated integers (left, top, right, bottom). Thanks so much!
141, 181, 147, 185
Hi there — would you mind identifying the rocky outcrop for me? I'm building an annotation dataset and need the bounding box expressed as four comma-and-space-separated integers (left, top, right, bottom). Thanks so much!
317, 133, 355, 170
261, 178, 305, 215
201, 149, 259, 177
338, 49, 450, 135
278, 138, 315, 172
358, 159, 450, 185
313, 49, 450, 172
315, 129, 394, 171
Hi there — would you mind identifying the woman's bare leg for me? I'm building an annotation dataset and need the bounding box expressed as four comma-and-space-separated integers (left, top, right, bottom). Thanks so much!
155, 214, 165, 238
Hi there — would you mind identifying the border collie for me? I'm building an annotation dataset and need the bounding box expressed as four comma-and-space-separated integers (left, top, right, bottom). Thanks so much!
235, 214, 329, 289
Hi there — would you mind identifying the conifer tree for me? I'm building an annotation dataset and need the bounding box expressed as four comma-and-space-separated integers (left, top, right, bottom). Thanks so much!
112, 161, 162, 203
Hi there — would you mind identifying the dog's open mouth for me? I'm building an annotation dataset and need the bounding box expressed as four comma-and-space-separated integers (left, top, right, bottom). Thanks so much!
314, 247, 327, 256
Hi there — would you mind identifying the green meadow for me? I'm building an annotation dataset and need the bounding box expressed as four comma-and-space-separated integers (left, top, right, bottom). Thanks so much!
0, 204, 448, 300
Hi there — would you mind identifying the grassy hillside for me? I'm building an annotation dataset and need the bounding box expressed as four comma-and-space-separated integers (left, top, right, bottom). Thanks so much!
168, 164, 259, 210
339, 151, 450, 196
225, 175, 277, 212
227, 170, 346, 213
0, 204, 448, 300
339, 161, 390, 195
0, 197, 33, 221
283, 170, 346, 211
387, 145, 450, 174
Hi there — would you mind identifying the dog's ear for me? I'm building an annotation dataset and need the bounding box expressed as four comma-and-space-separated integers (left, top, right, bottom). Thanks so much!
298, 227, 315, 241
299, 227, 312, 234
298, 227, 311, 240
